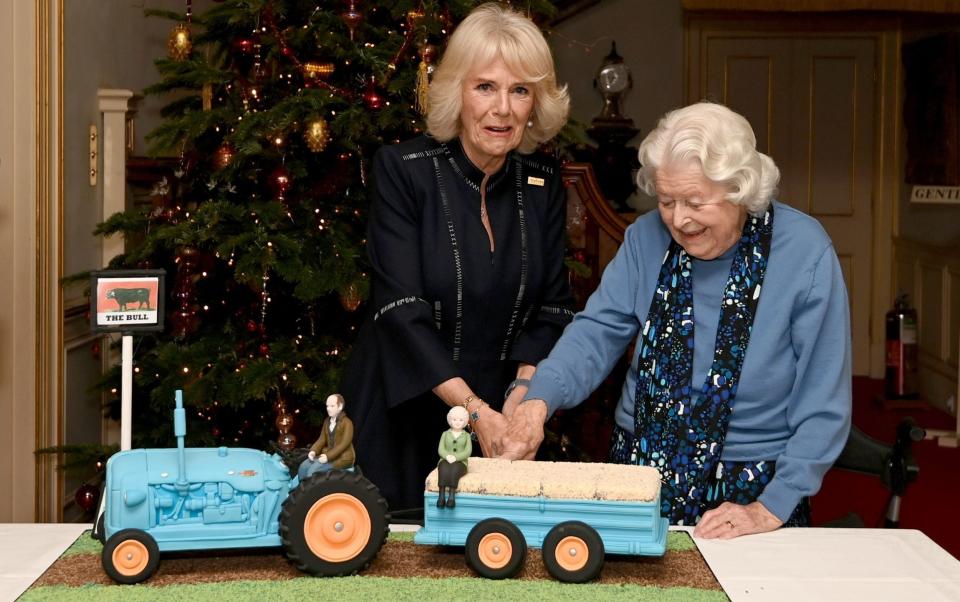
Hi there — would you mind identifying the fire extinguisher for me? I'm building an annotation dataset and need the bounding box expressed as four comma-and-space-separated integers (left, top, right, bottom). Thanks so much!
885, 293, 919, 399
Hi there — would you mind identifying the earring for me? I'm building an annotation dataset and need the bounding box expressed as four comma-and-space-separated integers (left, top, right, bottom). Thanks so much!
526, 119, 534, 128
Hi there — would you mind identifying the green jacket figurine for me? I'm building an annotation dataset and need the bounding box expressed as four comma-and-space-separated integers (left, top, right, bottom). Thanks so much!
437, 428, 472, 469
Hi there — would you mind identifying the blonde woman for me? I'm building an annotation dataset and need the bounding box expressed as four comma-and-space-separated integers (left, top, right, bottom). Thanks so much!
341, 3, 573, 518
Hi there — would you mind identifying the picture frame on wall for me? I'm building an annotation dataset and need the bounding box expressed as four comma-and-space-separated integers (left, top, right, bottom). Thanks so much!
90, 269, 165, 333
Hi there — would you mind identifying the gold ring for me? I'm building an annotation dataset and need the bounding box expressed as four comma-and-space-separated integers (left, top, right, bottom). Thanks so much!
726, 520, 735, 529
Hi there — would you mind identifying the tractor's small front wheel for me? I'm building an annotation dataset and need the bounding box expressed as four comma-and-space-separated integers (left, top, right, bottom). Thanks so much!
542, 521, 604, 583
101, 528, 160, 584
465, 518, 527, 579
280, 470, 389, 576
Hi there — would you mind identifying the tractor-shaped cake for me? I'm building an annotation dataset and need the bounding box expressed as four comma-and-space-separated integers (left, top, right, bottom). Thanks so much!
93, 390, 388, 584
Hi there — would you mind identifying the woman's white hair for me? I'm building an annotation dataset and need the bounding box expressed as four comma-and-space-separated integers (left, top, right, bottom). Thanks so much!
425, 2, 570, 154
447, 405, 469, 425
636, 102, 780, 215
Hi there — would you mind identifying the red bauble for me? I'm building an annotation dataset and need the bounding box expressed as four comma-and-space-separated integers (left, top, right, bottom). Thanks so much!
211, 426, 221, 438
278, 432, 298, 451
363, 82, 384, 111
246, 320, 258, 333
233, 37, 255, 57
75, 483, 99, 513
259, 342, 270, 356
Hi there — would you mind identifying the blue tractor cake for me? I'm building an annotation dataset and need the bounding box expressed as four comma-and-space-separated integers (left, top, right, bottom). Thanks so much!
93, 390, 389, 584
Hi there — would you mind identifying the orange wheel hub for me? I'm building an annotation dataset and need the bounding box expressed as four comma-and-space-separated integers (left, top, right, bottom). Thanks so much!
554, 536, 588, 572
477, 532, 513, 569
304, 493, 372, 562
112, 539, 149, 576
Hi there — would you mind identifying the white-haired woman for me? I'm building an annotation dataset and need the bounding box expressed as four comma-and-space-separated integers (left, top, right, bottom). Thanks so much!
500, 102, 852, 538
341, 3, 574, 518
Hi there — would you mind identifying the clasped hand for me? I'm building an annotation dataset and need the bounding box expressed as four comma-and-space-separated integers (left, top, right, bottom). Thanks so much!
471, 397, 547, 461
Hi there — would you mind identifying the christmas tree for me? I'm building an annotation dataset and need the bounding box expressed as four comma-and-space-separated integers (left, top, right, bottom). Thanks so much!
93, 0, 560, 452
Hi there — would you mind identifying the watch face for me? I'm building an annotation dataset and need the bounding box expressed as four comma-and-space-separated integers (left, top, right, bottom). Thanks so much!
598, 63, 630, 94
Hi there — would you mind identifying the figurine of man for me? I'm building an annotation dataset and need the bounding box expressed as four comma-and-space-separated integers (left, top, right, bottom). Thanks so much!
298, 393, 356, 481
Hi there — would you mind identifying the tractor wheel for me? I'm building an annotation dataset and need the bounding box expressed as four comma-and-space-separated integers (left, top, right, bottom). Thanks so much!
542, 521, 604, 583
465, 518, 527, 579
101, 529, 160, 584
280, 470, 389, 576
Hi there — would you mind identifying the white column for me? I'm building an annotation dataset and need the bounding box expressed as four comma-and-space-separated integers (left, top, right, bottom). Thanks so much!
97, 89, 133, 267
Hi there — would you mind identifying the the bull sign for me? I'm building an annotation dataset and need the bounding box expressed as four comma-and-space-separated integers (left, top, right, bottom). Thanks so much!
90, 270, 166, 333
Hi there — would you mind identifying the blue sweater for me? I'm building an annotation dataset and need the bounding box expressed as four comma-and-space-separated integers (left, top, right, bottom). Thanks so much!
526, 202, 852, 521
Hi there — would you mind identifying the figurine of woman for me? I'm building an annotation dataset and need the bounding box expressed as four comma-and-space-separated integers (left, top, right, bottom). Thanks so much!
436, 406, 472, 508
298, 394, 356, 481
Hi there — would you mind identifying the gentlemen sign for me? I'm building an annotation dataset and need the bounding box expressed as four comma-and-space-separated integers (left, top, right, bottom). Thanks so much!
910, 186, 960, 204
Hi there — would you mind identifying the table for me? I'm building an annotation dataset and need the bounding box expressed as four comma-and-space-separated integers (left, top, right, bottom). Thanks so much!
684, 526, 960, 601
2, 524, 958, 601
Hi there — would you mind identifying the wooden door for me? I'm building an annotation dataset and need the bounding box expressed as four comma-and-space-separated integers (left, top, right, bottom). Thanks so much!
689, 26, 879, 375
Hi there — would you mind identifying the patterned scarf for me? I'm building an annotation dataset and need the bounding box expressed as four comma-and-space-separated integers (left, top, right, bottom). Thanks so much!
633, 206, 774, 525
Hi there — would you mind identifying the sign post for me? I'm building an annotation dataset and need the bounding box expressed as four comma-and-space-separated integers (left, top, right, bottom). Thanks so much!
90, 269, 165, 451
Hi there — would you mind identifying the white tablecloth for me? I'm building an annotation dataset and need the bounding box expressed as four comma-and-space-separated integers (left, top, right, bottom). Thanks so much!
1, 523, 959, 601
0, 523, 89, 602
687, 527, 960, 601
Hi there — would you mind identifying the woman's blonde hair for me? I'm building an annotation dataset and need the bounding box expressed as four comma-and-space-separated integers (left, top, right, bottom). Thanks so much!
637, 102, 780, 215
425, 2, 569, 154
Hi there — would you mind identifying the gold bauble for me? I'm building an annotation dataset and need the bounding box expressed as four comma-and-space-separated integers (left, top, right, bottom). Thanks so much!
304, 118, 330, 153
167, 23, 192, 62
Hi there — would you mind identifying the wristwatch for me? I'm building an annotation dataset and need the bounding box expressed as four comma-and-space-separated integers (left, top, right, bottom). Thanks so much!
504, 378, 532, 400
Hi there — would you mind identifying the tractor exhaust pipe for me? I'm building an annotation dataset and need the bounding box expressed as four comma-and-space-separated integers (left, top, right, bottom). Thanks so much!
174, 390, 188, 488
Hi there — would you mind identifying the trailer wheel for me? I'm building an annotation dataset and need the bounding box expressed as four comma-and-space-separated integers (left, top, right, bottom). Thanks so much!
542, 521, 604, 583
280, 470, 389, 576
465, 518, 527, 579
101, 529, 160, 584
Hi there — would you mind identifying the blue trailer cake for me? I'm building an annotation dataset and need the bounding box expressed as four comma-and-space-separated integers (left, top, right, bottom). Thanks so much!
415, 457, 668, 583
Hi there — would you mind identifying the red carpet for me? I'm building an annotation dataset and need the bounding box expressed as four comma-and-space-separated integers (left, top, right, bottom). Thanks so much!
812, 377, 960, 559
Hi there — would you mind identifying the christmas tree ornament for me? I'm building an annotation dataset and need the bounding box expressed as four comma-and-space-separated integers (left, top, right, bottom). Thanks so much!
278, 431, 298, 451
270, 165, 291, 199
363, 76, 384, 110
416, 43, 437, 114
339, 282, 362, 312
170, 245, 201, 339
276, 411, 295, 432
303, 118, 329, 152
259, 342, 270, 356
406, 9, 425, 30
302, 61, 335, 81
202, 83, 213, 111
246, 320, 258, 333
341, 0, 363, 41
75, 483, 99, 513
214, 141, 235, 169
167, 23, 192, 61
232, 36, 255, 57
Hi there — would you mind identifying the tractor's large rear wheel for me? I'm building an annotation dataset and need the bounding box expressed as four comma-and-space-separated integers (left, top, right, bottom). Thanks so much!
280, 470, 389, 576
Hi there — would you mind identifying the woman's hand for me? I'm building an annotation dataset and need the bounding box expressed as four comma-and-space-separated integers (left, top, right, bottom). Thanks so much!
501, 384, 527, 420
498, 399, 547, 460
693, 501, 782, 539
445, 454, 456, 463
471, 405, 509, 457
